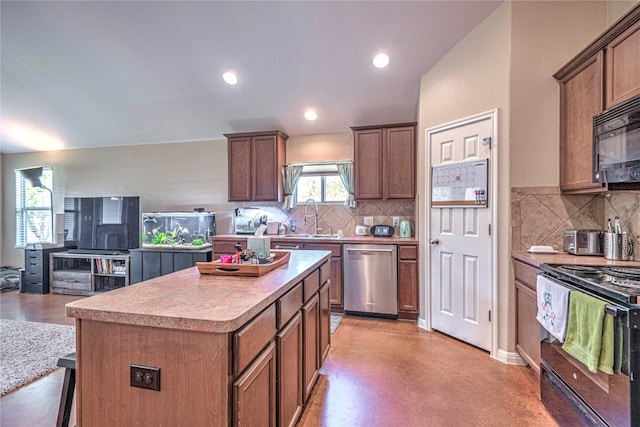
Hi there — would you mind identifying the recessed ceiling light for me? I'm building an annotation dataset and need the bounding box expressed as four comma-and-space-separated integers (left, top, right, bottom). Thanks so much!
373, 53, 390, 68
223, 71, 238, 85
304, 110, 318, 121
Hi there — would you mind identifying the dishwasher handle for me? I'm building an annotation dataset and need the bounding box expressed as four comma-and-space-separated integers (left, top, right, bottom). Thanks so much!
346, 247, 394, 253
274, 244, 301, 249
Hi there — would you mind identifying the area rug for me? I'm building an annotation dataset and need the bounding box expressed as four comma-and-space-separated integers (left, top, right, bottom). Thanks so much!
330, 314, 343, 334
0, 319, 75, 396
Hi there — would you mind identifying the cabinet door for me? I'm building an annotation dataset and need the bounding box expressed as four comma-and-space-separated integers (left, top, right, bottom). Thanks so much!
605, 20, 640, 108
354, 129, 383, 199
252, 135, 281, 201
228, 136, 252, 201
398, 259, 418, 315
301, 294, 319, 402
233, 341, 277, 427
277, 313, 303, 427
558, 51, 605, 193
516, 281, 541, 375
329, 257, 343, 308
385, 126, 415, 199
141, 251, 161, 281
318, 282, 331, 364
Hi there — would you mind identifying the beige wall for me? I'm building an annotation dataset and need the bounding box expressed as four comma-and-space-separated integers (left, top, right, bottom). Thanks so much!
608, 0, 639, 23
287, 132, 352, 163
2, 140, 229, 267
418, 1, 618, 357
418, 1, 512, 353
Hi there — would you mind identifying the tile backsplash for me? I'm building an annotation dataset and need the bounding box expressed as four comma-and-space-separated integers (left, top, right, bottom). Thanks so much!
230, 200, 415, 237
512, 187, 640, 261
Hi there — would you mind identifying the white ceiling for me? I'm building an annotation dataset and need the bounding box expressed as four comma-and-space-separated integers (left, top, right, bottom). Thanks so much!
0, 1, 502, 154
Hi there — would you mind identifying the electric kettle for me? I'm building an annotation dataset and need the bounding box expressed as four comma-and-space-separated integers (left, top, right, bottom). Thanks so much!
400, 220, 412, 237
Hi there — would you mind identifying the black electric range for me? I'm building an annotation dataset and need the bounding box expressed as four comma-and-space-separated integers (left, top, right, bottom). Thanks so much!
540, 264, 640, 305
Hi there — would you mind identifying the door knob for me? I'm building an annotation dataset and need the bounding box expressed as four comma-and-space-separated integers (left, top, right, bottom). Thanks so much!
429, 239, 440, 245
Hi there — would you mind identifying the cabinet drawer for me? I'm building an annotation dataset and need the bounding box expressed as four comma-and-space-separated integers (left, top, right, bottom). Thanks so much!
302, 269, 320, 302
24, 262, 42, 274
277, 282, 302, 330
52, 280, 91, 292
398, 245, 417, 260
53, 271, 91, 283
24, 271, 43, 284
234, 304, 277, 377
25, 250, 43, 263
22, 282, 45, 294
319, 261, 330, 285
513, 260, 540, 291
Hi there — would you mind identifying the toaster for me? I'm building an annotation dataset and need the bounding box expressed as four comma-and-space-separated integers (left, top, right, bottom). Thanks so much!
563, 229, 603, 256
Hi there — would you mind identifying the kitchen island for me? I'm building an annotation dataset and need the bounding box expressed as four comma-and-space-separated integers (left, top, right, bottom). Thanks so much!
66, 249, 332, 427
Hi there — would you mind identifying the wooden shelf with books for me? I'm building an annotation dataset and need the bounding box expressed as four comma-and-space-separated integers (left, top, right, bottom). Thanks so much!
50, 252, 130, 295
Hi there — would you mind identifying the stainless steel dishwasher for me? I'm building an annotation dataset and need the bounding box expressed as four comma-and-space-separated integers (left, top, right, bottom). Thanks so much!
343, 244, 397, 317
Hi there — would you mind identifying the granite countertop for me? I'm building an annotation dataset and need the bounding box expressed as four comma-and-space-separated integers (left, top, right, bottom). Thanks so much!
512, 251, 640, 268
214, 234, 419, 245
66, 250, 331, 333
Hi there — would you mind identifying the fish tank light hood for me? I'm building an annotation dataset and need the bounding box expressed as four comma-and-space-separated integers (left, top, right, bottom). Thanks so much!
142, 211, 216, 250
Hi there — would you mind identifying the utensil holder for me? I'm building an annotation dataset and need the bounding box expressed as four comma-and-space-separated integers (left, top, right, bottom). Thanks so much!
603, 232, 631, 260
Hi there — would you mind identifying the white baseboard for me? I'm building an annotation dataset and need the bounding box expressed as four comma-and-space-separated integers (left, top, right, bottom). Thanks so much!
494, 349, 527, 366
417, 317, 429, 331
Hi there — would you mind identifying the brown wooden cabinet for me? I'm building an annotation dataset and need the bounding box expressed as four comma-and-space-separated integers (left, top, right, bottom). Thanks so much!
398, 245, 419, 320
556, 52, 605, 194
318, 281, 331, 364
276, 312, 303, 427
225, 130, 287, 202
605, 18, 640, 108
302, 243, 343, 310
351, 122, 416, 200
233, 341, 277, 427
514, 259, 542, 376
301, 293, 319, 402
554, 5, 640, 194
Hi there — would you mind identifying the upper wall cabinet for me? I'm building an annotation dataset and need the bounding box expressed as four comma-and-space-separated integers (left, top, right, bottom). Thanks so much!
351, 122, 416, 200
225, 130, 288, 202
554, 5, 640, 194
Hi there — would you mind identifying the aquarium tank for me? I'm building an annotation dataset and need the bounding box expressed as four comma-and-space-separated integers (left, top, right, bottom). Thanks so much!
142, 211, 216, 249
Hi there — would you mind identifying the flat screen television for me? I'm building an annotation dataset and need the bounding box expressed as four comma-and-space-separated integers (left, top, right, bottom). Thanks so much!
64, 196, 140, 253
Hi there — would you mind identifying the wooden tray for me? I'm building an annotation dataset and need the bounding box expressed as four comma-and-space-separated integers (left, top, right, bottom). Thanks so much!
197, 250, 290, 277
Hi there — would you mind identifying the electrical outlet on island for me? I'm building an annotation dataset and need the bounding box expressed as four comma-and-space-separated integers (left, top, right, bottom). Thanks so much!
392, 216, 400, 227
364, 216, 373, 226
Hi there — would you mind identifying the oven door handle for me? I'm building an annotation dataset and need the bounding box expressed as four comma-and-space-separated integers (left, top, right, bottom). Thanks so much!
539, 273, 629, 319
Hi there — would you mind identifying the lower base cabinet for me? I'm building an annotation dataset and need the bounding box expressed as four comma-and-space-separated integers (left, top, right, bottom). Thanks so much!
514, 259, 542, 375
277, 312, 304, 427
302, 293, 320, 402
233, 341, 277, 427
319, 282, 331, 364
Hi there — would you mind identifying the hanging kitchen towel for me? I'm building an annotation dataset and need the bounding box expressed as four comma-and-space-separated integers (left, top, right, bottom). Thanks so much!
562, 291, 607, 373
536, 275, 570, 342
598, 313, 614, 375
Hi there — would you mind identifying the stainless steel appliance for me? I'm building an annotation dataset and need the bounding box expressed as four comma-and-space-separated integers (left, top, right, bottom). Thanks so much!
563, 229, 603, 255
593, 94, 640, 184
343, 244, 397, 317
539, 264, 640, 426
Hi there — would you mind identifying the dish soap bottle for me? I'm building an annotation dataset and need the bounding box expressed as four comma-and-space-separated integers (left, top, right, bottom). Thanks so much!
278, 222, 285, 235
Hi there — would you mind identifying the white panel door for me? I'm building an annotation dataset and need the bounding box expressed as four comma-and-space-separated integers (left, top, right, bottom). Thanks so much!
429, 117, 493, 351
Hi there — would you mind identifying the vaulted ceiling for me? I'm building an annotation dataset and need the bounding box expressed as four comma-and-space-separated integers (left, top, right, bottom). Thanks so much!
0, 1, 502, 154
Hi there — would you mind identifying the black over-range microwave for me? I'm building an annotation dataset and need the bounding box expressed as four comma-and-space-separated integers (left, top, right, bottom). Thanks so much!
593, 94, 640, 183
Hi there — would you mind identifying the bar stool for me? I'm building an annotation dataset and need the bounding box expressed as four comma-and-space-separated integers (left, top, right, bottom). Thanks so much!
56, 352, 76, 427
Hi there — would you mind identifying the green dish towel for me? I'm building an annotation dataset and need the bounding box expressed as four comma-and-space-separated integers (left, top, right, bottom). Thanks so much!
562, 291, 613, 374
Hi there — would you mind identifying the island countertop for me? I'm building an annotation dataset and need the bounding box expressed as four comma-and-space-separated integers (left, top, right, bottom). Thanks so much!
66, 249, 331, 333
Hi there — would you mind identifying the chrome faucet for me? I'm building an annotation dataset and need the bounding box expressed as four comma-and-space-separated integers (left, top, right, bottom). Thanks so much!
303, 198, 320, 234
